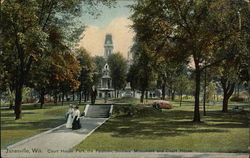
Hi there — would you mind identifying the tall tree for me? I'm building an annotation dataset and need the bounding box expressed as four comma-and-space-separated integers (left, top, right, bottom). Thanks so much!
50, 51, 81, 105
77, 48, 95, 103
130, 0, 249, 122
0, 48, 16, 109
93, 56, 106, 85
211, 0, 249, 112
1, 0, 48, 119
128, 42, 156, 103
27, 57, 50, 108
1, 0, 116, 119
107, 53, 127, 98
173, 68, 191, 107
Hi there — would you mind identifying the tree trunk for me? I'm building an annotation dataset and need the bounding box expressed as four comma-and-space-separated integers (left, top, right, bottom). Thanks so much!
14, 83, 23, 120
203, 67, 207, 116
79, 91, 82, 104
140, 90, 145, 103
221, 79, 235, 112
193, 68, 201, 122
248, 36, 250, 99
161, 80, 166, 100
62, 91, 64, 106
65, 92, 68, 101
72, 90, 75, 101
171, 90, 175, 101
179, 90, 183, 107
222, 96, 229, 112
145, 91, 148, 103
9, 99, 14, 109
168, 88, 171, 100
84, 92, 87, 102
237, 82, 240, 97
53, 93, 58, 105
87, 92, 90, 101
90, 96, 94, 104
40, 90, 45, 109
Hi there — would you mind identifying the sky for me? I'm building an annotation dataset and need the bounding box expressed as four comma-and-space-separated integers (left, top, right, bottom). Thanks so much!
78, 1, 135, 58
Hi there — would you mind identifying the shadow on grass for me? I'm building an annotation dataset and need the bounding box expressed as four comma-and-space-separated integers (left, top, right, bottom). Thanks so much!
96, 109, 248, 139
0, 104, 50, 112
1, 101, 80, 112
0, 102, 76, 120
1, 118, 65, 131
0, 107, 13, 111
1, 112, 16, 118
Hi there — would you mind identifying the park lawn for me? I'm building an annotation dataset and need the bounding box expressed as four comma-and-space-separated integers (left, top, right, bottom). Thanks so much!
1, 101, 85, 149
74, 100, 249, 152
111, 98, 141, 104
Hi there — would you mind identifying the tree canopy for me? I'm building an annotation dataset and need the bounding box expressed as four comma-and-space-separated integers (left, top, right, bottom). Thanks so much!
107, 53, 127, 97
130, 0, 249, 121
0, 0, 116, 119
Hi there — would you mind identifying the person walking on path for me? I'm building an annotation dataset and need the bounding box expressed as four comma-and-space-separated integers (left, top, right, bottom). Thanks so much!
91, 85, 97, 104
65, 104, 74, 128
72, 106, 81, 130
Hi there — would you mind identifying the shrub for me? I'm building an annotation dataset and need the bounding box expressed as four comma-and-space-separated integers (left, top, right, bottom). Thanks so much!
230, 93, 249, 102
230, 96, 244, 102
113, 105, 158, 117
152, 100, 173, 109
22, 98, 37, 103
45, 98, 54, 103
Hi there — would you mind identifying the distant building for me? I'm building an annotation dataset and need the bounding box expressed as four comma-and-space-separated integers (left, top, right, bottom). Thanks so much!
97, 34, 136, 99
97, 34, 115, 99
104, 34, 113, 58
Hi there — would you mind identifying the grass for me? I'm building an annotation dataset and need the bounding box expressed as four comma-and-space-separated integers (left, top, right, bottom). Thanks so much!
1, 101, 85, 149
1, 97, 249, 152
74, 98, 249, 152
110, 98, 141, 104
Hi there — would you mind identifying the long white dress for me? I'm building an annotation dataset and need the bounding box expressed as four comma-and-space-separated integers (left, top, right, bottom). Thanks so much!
65, 108, 74, 128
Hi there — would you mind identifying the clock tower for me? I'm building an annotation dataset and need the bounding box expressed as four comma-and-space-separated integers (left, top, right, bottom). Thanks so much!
104, 34, 113, 58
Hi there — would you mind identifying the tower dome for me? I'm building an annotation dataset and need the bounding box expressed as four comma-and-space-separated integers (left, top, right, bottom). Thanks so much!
104, 34, 114, 58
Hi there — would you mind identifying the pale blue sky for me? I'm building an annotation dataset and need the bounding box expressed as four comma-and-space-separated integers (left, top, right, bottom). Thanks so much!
80, 0, 135, 28
79, 0, 135, 57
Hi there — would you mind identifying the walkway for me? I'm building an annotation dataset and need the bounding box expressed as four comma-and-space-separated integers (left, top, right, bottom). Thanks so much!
2, 117, 108, 157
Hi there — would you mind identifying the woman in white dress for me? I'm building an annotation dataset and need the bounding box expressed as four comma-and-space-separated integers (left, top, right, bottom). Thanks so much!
65, 104, 74, 128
